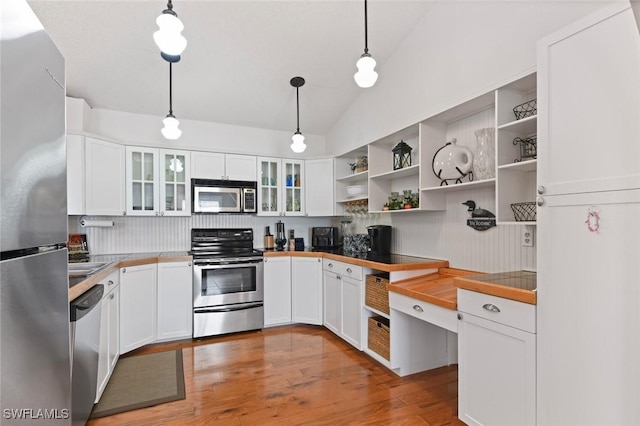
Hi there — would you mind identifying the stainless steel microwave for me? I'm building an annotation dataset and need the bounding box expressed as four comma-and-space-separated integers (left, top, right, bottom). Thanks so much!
192, 179, 257, 214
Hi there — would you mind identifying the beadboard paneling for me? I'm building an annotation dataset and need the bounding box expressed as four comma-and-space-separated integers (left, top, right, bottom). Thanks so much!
75, 215, 331, 255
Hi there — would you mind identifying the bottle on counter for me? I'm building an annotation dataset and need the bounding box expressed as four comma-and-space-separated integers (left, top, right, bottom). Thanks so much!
264, 226, 274, 250
288, 229, 295, 251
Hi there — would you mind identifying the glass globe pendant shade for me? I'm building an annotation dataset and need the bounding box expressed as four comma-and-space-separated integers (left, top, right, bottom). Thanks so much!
354, 54, 378, 88
290, 131, 306, 153
153, 12, 187, 56
161, 114, 182, 140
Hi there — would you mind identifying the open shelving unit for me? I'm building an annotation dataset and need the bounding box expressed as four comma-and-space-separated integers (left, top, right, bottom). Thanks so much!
333, 71, 537, 225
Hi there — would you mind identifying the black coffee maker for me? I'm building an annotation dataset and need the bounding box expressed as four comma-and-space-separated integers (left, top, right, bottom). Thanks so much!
367, 225, 392, 256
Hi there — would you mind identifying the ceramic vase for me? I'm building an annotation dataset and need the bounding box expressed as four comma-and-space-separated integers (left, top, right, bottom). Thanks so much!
473, 127, 495, 180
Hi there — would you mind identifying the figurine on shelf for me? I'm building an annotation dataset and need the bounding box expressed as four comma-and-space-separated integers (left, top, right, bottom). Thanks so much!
432, 139, 474, 186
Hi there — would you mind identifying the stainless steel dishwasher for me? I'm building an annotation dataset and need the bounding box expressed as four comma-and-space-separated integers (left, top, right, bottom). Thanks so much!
70, 284, 104, 426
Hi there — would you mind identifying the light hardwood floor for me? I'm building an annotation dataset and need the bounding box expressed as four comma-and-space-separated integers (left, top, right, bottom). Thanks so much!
88, 325, 463, 425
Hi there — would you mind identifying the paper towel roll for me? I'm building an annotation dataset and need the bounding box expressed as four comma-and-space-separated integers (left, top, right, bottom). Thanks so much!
80, 219, 114, 227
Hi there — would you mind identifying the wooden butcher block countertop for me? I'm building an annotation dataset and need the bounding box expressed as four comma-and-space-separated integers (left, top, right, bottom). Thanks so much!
68, 252, 192, 301
454, 270, 537, 305
263, 249, 449, 272
387, 268, 480, 310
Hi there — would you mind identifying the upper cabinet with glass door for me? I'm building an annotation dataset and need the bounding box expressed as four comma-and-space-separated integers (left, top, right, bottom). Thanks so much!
257, 157, 305, 216
126, 146, 159, 216
282, 159, 304, 216
160, 150, 191, 216
125, 146, 191, 216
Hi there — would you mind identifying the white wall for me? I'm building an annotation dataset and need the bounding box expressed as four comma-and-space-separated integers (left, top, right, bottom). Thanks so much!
79, 106, 327, 159
324, 1, 612, 272
326, 1, 612, 155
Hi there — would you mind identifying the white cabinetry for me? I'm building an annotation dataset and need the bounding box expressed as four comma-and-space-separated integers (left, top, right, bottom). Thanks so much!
96, 271, 120, 402
263, 256, 292, 327
156, 261, 193, 340
85, 137, 126, 216
264, 256, 322, 327
322, 259, 365, 349
304, 159, 334, 216
291, 257, 322, 325
257, 157, 305, 216
537, 4, 640, 425
457, 289, 536, 426
119, 264, 157, 354
191, 151, 256, 181
125, 147, 191, 216
67, 134, 85, 215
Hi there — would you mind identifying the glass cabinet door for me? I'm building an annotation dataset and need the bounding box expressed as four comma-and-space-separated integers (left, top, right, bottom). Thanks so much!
283, 160, 304, 216
126, 147, 158, 216
258, 158, 280, 216
160, 150, 190, 216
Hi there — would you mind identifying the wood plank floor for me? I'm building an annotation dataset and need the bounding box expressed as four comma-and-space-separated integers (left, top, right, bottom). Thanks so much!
87, 325, 464, 425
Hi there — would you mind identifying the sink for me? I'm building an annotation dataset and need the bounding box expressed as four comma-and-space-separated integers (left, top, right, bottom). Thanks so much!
68, 261, 109, 277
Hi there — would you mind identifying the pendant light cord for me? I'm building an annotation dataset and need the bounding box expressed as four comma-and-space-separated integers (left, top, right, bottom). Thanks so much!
364, 0, 369, 54
296, 86, 300, 133
169, 62, 173, 115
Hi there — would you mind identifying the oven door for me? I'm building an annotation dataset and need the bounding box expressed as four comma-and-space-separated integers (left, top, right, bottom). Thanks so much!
193, 186, 241, 213
193, 258, 263, 308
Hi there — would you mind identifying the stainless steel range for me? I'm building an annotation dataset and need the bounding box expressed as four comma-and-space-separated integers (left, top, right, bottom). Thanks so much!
191, 228, 264, 338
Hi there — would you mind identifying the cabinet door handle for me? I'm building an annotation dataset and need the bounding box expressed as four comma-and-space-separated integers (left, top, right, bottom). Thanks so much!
482, 303, 501, 313
413, 305, 423, 313
109, 294, 115, 300
160, 211, 165, 216
317, 258, 321, 262
122, 268, 126, 273
107, 280, 114, 286
328, 263, 333, 268
537, 186, 545, 195
123, 211, 127, 216
457, 313, 462, 320
537, 197, 544, 207
188, 262, 192, 267
346, 268, 352, 273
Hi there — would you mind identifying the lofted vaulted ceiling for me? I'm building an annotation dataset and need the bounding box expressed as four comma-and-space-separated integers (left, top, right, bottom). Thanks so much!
27, 1, 435, 136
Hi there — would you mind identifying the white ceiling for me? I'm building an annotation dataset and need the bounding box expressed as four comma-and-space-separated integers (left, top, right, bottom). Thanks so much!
27, 0, 435, 136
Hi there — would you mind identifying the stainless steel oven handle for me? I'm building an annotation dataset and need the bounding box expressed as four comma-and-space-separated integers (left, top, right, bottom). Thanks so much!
194, 302, 263, 313
194, 256, 264, 265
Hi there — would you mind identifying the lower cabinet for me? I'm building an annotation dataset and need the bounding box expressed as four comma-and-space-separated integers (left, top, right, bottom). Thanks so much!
119, 261, 193, 354
119, 263, 157, 354
263, 256, 292, 327
263, 256, 322, 327
291, 257, 322, 325
457, 289, 536, 426
322, 259, 364, 350
156, 261, 193, 341
96, 271, 120, 402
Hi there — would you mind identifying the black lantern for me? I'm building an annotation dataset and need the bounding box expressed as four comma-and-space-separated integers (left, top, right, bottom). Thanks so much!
392, 140, 412, 170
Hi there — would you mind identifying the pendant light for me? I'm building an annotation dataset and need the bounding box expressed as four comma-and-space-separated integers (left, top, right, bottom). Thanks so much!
290, 76, 306, 153
153, 0, 187, 63
354, 0, 378, 88
161, 63, 182, 140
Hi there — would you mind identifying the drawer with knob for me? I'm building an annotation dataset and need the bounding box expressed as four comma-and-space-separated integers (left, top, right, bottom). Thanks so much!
457, 289, 536, 333
322, 259, 363, 281
388, 291, 458, 333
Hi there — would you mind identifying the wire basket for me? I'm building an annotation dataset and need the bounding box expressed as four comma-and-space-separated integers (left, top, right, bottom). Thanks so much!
510, 202, 536, 222
513, 99, 537, 120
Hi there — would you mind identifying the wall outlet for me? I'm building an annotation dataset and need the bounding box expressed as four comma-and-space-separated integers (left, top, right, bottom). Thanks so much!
522, 227, 534, 247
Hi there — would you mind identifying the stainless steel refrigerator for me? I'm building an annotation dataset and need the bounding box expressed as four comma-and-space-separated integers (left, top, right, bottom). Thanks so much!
1, 1, 70, 424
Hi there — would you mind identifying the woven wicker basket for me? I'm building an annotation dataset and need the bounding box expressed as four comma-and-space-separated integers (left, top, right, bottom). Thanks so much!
368, 316, 390, 360
365, 273, 390, 314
